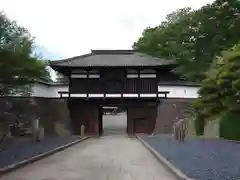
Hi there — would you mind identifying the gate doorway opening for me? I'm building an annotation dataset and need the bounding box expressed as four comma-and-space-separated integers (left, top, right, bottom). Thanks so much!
100, 106, 127, 136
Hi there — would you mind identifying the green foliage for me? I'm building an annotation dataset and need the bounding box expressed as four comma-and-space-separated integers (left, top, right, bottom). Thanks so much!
194, 113, 205, 136
133, 0, 240, 140
195, 43, 240, 119
0, 13, 50, 95
133, 0, 240, 82
219, 111, 240, 140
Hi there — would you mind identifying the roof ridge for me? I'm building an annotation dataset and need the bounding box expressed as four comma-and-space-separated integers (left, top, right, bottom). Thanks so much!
49, 50, 177, 70
91, 49, 135, 54
50, 53, 93, 65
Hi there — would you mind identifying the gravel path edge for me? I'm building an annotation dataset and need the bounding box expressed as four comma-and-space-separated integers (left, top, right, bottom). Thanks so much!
0, 136, 90, 175
136, 136, 194, 180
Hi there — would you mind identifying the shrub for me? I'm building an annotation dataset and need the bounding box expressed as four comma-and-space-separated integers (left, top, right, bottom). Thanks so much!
219, 111, 240, 140
194, 113, 205, 136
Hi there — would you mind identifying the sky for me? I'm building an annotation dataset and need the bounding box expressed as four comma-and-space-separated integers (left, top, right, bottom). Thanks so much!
0, 0, 214, 60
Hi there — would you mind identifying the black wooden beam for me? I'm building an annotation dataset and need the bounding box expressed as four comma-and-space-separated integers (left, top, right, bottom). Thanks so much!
137, 69, 140, 99
68, 71, 71, 98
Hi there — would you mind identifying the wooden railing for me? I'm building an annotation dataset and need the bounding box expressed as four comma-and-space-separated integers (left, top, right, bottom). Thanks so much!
58, 91, 169, 99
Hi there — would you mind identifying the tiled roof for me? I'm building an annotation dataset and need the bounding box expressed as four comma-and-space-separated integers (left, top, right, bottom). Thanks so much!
158, 81, 201, 87
50, 50, 176, 67
36, 79, 68, 86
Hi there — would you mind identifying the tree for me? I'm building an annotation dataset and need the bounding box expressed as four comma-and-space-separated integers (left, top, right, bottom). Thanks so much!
0, 13, 50, 143
0, 13, 50, 96
193, 43, 240, 140
194, 43, 240, 118
133, 0, 240, 82
133, 0, 240, 139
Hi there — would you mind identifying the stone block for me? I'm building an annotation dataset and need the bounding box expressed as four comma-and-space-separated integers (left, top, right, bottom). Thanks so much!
36, 127, 44, 142
54, 122, 70, 136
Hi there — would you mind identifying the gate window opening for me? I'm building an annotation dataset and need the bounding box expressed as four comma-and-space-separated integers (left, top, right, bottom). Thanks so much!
101, 106, 127, 135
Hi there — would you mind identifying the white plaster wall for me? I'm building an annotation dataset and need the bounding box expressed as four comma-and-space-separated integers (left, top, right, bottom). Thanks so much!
31, 84, 68, 98
31, 84, 199, 99
158, 85, 199, 99
31, 84, 49, 97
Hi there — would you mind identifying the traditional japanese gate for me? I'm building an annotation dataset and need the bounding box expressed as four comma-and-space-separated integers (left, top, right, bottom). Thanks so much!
50, 50, 176, 136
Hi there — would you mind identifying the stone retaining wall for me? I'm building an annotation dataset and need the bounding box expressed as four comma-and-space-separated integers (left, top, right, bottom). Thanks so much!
155, 99, 193, 134
0, 97, 218, 138
0, 97, 72, 137
155, 99, 220, 138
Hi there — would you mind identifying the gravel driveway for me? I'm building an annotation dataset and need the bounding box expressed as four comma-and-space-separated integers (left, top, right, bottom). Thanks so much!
0, 136, 81, 169
140, 134, 240, 180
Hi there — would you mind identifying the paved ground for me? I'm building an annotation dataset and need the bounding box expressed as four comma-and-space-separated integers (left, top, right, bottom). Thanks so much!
1, 135, 177, 180
102, 113, 127, 135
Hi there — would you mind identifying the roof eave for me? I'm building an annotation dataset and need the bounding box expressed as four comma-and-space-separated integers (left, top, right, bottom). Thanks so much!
50, 63, 177, 69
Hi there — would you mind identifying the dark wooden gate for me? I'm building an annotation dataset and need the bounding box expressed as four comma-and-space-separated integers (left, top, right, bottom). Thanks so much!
50, 50, 173, 136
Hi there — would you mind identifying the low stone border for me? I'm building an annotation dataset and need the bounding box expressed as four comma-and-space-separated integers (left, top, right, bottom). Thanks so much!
137, 136, 194, 180
0, 136, 90, 175
194, 135, 240, 143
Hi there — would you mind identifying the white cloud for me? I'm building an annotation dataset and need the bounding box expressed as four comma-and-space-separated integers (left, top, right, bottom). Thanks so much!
0, 0, 214, 58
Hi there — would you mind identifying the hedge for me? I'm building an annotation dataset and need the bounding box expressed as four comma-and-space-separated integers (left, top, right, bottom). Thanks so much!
219, 111, 240, 141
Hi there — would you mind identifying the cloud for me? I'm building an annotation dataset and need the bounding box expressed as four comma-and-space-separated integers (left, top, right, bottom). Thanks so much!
0, 0, 214, 58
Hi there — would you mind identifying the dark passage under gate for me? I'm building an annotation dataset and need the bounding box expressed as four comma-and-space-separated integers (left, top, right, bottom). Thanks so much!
101, 107, 127, 135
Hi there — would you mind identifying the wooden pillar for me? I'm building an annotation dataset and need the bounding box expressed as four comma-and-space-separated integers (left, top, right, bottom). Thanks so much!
127, 102, 158, 135
127, 107, 134, 136
68, 100, 100, 136
86, 69, 89, 99
68, 71, 71, 98
137, 69, 140, 98
99, 106, 103, 135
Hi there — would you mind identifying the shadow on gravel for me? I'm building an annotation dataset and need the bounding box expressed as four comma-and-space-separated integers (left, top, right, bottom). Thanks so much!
0, 136, 81, 169
140, 134, 240, 180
